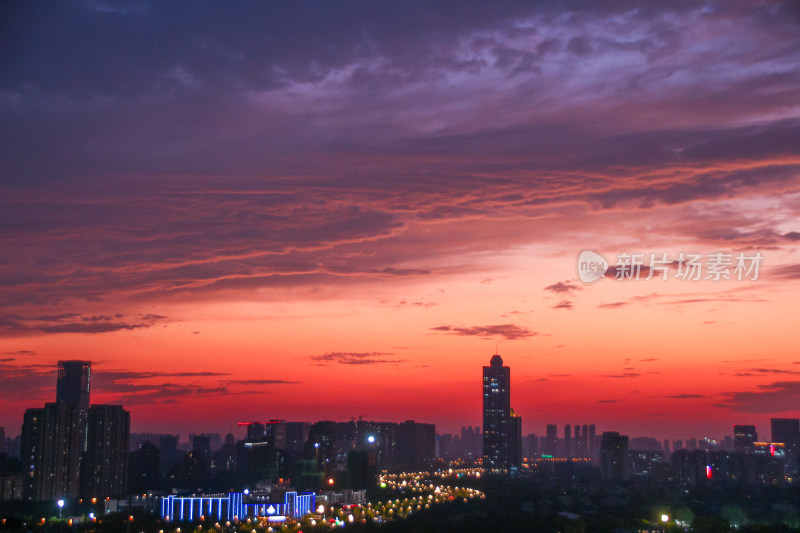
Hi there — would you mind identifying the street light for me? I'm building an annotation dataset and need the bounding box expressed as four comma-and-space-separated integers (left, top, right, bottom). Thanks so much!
57, 499, 65, 519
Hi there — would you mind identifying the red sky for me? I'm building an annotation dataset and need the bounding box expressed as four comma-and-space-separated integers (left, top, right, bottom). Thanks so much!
1, 1, 800, 443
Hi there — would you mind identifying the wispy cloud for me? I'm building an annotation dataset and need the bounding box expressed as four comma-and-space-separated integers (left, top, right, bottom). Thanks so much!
309, 352, 405, 366
601, 373, 640, 379
0, 313, 167, 336
432, 324, 536, 340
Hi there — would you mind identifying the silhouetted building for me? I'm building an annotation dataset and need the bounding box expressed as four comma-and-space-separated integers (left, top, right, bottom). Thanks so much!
56, 360, 91, 411
242, 422, 266, 441
307, 420, 337, 473
81, 405, 130, 498
395, 420, 435, 471
771, 418, 800, 477
21, 403, 84, 500
286, 422, 310, 459
733, 425, 758, 454
266, 420, 287, 450
347, 450, 377, 489
563, 424, 572, 458
129, 441, 160, 493
771, 418, 799, 448
509, 410, 522, 469
461, 426, 482, 458
600, 432, 629, 481
523, 433, 538, 459
544, 424, 558, 457
483, 354, 511, 471
57, 360, 91, 453
630, 450, 666, 480
159, 434, 180, 479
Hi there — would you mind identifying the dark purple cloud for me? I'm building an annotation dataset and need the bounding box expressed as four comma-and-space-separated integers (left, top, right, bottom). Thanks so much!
771, 263, 800, 280
0, 0, 798, 322
544, 281, 582, 294
224, 379, 300, 385
432, 324, 536, 340
552, 300, 573, 310
717, 381, 800, 413
0, 313, 167, 336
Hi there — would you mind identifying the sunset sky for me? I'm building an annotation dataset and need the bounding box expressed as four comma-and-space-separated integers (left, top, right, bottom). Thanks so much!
1, 1, 800, 443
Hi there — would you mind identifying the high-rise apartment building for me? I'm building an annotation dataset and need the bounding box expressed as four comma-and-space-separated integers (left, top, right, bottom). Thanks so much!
81, 405, 130, 498
21, 403, 84, 500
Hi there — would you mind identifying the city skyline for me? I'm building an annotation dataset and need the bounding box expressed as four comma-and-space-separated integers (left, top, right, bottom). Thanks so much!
2, 1, 800, 441
3, 357, 794, 448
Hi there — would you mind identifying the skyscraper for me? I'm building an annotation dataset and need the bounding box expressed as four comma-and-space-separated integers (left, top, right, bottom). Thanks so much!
56, 360, 91, 410
483, 354, 510, 471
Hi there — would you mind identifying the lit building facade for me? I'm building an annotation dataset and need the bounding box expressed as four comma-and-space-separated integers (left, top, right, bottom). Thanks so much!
160, 491, 315, 522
